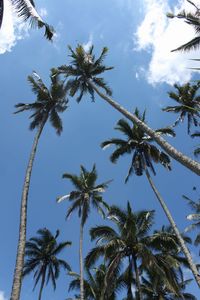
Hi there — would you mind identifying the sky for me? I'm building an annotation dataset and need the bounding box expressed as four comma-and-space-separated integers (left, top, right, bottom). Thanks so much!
0, 0, 200, 299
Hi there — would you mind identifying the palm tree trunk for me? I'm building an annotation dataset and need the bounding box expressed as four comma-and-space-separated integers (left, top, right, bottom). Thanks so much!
132, 256, 142, 300
79, 220, 84, 300
38, 272, 45, 300
88, 80, 200, 176
0, 0, 3, 29
145, 168, 200, 288
10, 117, 47, 300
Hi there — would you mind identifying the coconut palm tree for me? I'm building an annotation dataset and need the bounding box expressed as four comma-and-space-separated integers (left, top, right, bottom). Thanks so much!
141, 271, 197, 300
0, 0, 54, 39
85, 203, 186, 300
168, 0, 200, 52
100, 110, 200, 287
11, 71, 68, 300
183, 192, 200, 247
67, 264, 121, 300
23, 228, 71, 300
162, 82, 200, 134
57, 164, 111, 300
54, 44, 200, 175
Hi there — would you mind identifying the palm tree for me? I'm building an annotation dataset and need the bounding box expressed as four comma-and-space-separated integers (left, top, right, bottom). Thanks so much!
85, 203, 185, 300
11, 71, 68, 300
0, 0, 54, 39
100, 110, 200, 287
54, 44, 200, 175
67, 264, 120, 300
168, 0, 200, 52
183, 192, 200, 247
57, 164, 111, 300
141, 271, 197, 300
23, 228, 71, 300
162, 82, 200, 134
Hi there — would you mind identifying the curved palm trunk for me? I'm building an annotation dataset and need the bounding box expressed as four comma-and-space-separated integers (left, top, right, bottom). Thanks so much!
132, 256, 142, 300
10, 117, 47, 300
79, 221, 84, 300
88, 81, 200, 176
145, 168, 200, 288
0, 0, 3, 29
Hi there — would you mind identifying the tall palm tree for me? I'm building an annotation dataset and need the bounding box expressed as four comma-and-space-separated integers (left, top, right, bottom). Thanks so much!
23, 228, 71, 300
162, 82, 200, 134
67, 264, 121, 300
168, 0, 200, 52
85, 203, 185, 300
183, 192, 200, 247
57, 164, 111, 300
0, 0, 54, 39
11, 71, 68, 300
100, 110, 200, 287
54, 44, 200, 175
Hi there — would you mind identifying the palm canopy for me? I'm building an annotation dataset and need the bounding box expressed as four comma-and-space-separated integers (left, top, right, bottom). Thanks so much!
54, 44, 113, 102
101, 108, 174, 181
67, 264, 121, 300
85, 203, 185, 297
183, 192, 200, 246
57, 164, 111, 225
168, 0, 200, 52
1, 0, 54, 39
14, 71, 68, 134
23, 228, 71, 295
163, 82, 200, 134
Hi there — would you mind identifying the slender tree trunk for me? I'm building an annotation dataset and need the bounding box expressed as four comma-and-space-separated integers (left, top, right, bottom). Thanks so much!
79, 221, 84, 300
145, 168, 200, 288
10, 117, 47, 300
38, 272, 45, 300
88, 81, 200, 176
0, 0, 3, 28
132, 256, 142, 300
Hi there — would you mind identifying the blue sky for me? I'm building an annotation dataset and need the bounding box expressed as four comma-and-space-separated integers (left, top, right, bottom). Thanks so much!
0, 0, 200, 299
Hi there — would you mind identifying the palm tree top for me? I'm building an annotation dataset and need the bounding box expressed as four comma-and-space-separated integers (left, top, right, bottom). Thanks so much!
101, 108, 174, 181
23, 228, 71, 292
57, 164, 111, 225
14, 70, 68, 134
54, 44, 113, 102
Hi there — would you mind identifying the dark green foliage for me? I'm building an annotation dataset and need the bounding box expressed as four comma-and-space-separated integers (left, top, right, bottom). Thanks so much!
57, 164, 111, 225
23, 228, 71, 298
10, 0, 54, 40
101, 109, 173, 181
85, 203, 186, 299
54, 45, 113, 102
14, 71, 68, 134
163, 83, 200, 134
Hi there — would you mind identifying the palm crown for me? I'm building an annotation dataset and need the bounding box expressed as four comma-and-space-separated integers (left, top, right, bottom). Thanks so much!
57, 164, 111, 225
23, 228, 71, 298
85, 203, 186, 299
101, 109, 174, 181
163, 82, 200, 134
55, 44, 113, 102
14, 71, 68, 134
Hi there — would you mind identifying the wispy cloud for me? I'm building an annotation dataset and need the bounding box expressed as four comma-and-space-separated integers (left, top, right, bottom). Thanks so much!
0, 290, 7, 300
134, 0, 200, 85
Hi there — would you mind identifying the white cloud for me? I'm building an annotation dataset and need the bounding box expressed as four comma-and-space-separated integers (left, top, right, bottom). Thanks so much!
134, 0, 200, 85
0, 0, 30, 54
83, 34, 93, 52
0, 291, 7, 300
39, 8, 48, 18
